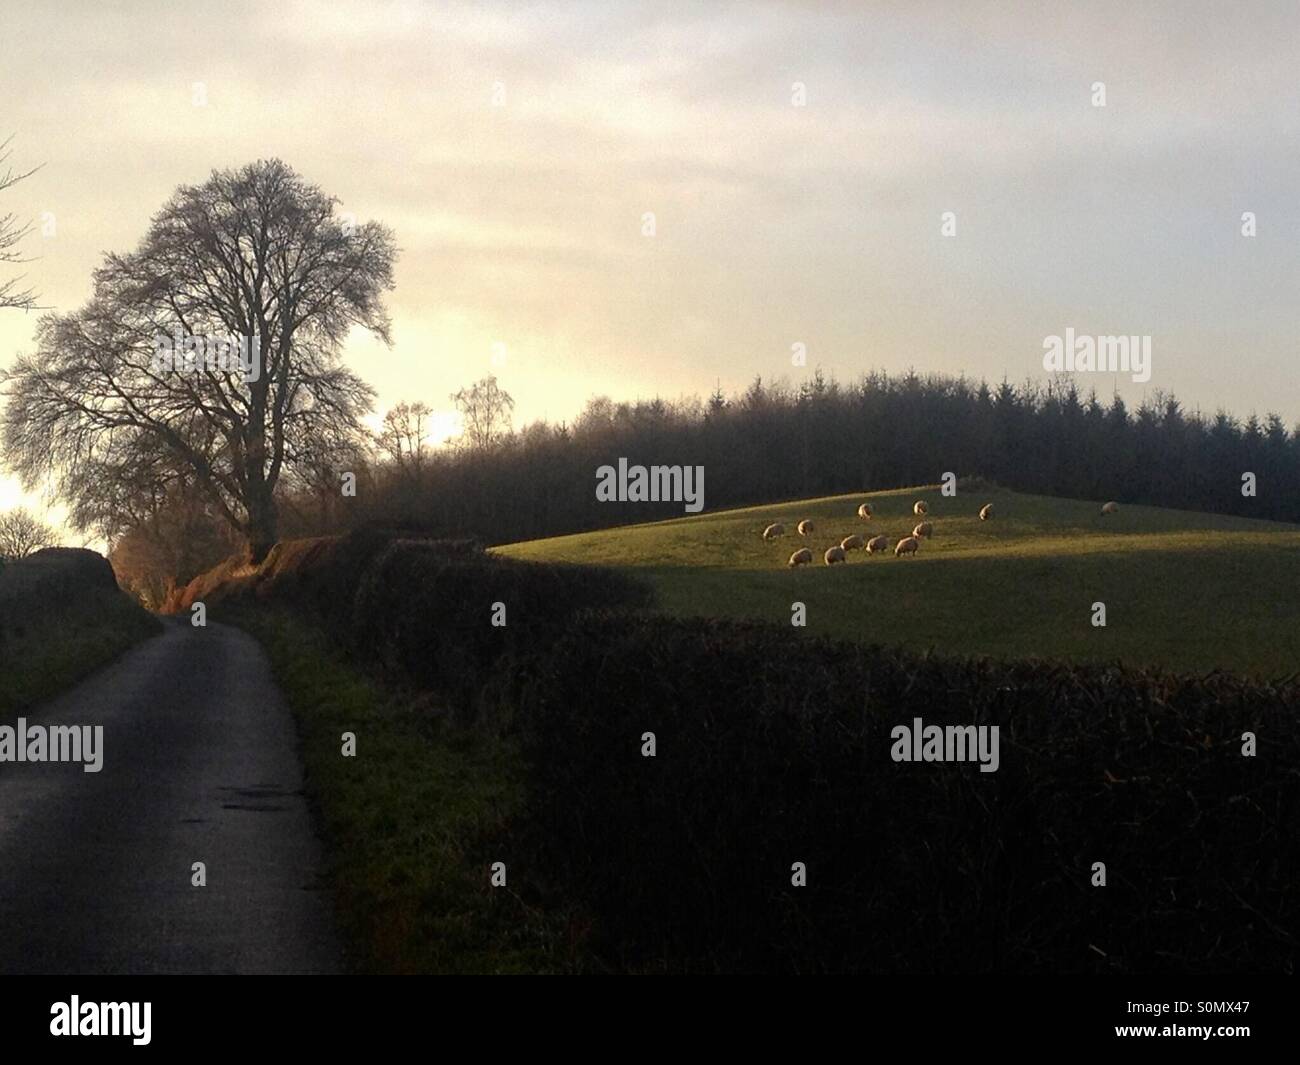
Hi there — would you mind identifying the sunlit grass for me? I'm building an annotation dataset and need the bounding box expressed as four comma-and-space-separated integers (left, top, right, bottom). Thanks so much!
497, 485, 1300, 679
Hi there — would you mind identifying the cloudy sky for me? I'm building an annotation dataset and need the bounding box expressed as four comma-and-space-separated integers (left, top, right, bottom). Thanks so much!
2, 0, 1298, 528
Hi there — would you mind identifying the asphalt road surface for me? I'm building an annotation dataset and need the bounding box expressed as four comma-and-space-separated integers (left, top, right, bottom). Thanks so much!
0, 618, 341, 973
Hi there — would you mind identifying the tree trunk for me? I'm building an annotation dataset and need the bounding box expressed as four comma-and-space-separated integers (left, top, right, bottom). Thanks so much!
243, 489, 278, 564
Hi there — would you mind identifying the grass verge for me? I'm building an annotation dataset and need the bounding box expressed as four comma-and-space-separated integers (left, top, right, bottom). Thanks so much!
226, 604, 587, 974
0, 586, 162, 717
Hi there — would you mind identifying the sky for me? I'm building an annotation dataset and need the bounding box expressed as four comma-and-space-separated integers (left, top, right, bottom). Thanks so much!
2, 0, 1298, 533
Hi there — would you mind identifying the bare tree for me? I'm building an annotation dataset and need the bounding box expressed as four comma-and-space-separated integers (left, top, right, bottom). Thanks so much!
108, 487, 238, 608
0, 159, 397, 561
0, 507, 57, 559
376, 401, 432, 473
0, 136, 39, 311
451, 376, 514, 450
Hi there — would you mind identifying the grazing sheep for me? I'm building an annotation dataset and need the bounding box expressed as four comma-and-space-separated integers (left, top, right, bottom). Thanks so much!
841, 534, 864, 551
913, 500, 929, 516
912, 521, 933, 539
894, 536, 919, 558
788, 547, 813, 568
824, 545, 846, 565
1101, 501, 1119, 516
857, 503, 874, 520
797, 519, 815, 536
866, 534, 890, 554
979, 503, 993, 521
762, 522, 786, 541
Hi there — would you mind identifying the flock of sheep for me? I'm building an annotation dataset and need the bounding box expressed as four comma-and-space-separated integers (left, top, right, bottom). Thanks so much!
763, 498, 1122, 566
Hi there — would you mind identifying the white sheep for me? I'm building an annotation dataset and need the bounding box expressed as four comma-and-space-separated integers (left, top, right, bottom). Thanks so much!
824, 545, 846, 565
797, 519, 815, 536
866, 534, 890, 554
913, 500, 929, 516
912, 521, 933, 539
1101, 501, 1119, 516
857, 502, 873, 520
840, 533, 865, 551
762, 522, 786, 541
788, 547, 813, 568
894, 536, 919, 558
979, 503, 993, 521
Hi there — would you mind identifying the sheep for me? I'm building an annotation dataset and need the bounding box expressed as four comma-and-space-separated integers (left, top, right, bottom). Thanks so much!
913, 500, 929, 516
1101, 501, 1119, 516
857, 502, 874, 520
788, 547, 813, 568
979, 503, 993, 521
840, 533, 864, 551
797, 519, 815, 536
762, 522, 786, 541
912, 521, 933, 539
866, 534, 890, 554
894, 536, 919, 558
824, 545, 847, 565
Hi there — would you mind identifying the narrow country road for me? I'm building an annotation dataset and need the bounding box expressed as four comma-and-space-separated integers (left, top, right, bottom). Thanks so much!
0, 618, 341, 974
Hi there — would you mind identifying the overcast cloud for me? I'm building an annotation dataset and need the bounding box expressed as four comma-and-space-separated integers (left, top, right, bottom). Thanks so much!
3, 0, 1298, 523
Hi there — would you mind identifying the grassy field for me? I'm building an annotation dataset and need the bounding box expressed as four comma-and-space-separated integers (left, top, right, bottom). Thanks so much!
496, 485, 1300, 679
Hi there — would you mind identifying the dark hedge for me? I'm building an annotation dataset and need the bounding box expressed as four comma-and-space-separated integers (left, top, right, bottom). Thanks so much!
507, 614, 1299, 974
228, 534, 1298, 973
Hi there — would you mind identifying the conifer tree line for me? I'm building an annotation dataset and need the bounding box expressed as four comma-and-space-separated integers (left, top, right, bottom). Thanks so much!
305, 369, 1300, 543
109, 367, 1300, 601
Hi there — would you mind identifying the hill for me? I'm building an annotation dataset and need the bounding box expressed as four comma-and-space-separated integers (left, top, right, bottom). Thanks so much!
496, 485, 1300, 679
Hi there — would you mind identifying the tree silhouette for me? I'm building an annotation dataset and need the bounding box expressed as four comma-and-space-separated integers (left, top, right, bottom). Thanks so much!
0, 507, 56, 560
376, 401, 433, 474
451, 376, 514, 451
0, 136, 39, 312
0, 159, 397, 561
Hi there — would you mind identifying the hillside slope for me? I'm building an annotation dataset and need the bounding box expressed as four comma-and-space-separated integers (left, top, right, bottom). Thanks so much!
496, 485, 1300, 678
